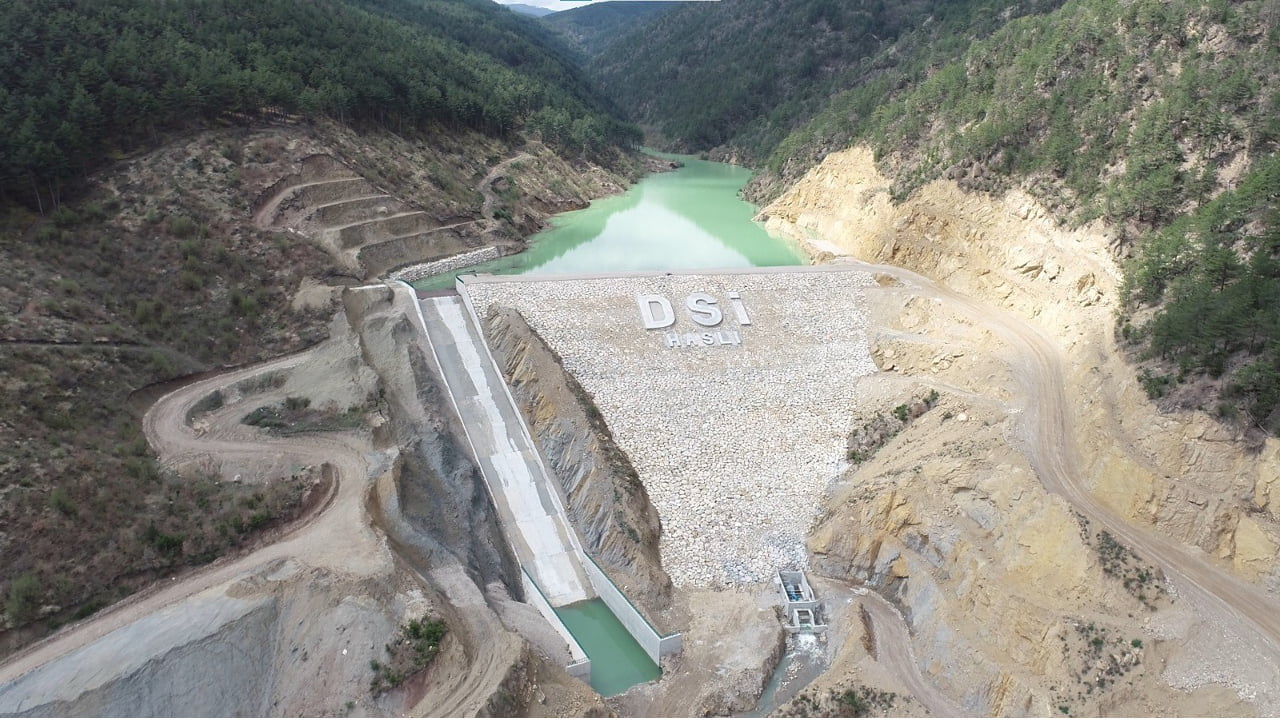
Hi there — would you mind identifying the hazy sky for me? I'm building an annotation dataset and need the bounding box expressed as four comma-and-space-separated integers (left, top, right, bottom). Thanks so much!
496, 0, 604, 9
497, 0, 690, 11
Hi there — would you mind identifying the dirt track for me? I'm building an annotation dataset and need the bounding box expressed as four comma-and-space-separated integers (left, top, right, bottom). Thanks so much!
855, 586, 966, 716
0, 350, 377, 688
858, 259, 1280, 669
0, 330, 520, 717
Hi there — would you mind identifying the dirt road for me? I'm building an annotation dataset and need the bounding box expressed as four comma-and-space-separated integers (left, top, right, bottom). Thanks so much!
2, 298, 538, 716
0, 347, 388, 690
855, 587, 967, 716
857, 260, 1280, 667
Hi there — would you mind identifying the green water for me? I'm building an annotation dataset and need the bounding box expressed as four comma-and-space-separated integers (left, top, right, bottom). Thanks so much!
413, 152, 805, 289
554, 599, 660, 696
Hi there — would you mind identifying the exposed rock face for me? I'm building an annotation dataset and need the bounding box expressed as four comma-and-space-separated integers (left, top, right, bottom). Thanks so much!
759, 146, 1280, 714
761, 146, 1280, 588
344, 287, 521, 598
482, 306, 673, 616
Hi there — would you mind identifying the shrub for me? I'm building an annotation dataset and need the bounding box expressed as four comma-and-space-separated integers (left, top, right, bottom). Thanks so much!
50, 487, 76, 515
284, 396, 311, 411
6, 573, 43, 623
167, 215, 200, 239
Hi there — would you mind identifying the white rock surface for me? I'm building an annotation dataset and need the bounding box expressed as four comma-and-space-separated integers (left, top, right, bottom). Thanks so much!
466, 270, 879, 587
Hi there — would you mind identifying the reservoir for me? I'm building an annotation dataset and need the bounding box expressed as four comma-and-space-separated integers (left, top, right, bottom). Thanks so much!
413, 153, 806, 289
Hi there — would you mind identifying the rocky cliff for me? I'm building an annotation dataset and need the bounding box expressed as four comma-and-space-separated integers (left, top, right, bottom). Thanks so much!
482, 306, 673, 617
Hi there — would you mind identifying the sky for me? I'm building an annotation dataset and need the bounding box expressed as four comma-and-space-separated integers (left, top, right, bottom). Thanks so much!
496, 0, 608, 9
496, 0, 701, 11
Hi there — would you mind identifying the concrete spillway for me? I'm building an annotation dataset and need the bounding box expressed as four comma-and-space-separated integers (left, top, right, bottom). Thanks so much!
406, 286, 677, 694
415, 295, 593, 606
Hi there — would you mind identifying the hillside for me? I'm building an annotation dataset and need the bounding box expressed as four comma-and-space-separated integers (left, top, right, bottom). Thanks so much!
591, 0, 1063, 158
757, 0, 1280, 431
0, 0, 647, 655
0, 0, 638, 212
506, 3, 554, 17
541, 1, 678, 57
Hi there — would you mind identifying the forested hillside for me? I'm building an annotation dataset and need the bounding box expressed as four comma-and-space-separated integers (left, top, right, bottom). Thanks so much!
763, 0, 1280, 431
591, 0, 1063, 158
541, 1, 677, 57
0, 0, 637, 212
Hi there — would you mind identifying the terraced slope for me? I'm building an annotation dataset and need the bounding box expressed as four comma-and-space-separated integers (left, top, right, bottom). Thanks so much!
253, 155, 485, 278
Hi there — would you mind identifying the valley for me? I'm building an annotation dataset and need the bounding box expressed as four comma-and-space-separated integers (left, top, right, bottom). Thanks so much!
1, 0, 1278, 717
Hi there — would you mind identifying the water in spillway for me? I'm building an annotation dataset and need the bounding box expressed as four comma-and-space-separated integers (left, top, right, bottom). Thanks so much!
554, 599, 660, 696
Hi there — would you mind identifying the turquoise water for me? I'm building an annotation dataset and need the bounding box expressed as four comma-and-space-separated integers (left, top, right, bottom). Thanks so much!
412, 153, 806, 289
554, 599, 660, 696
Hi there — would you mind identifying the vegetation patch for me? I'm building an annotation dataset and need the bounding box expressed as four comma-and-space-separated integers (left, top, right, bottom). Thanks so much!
1, 460, 314, 642
370, 615, 448, 696
242, 397, 367, 435
846, 389, 940, 464
1093, 530, 1166, 610
778, 685, 898, 718
1051, 619, 1147, 712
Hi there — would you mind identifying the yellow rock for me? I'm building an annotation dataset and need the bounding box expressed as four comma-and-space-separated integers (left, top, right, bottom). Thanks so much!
1091, 451, 1157, 522
1004, 502, 1090, 601
1253, 439, 1280, 512
1231, 514, 1278, 579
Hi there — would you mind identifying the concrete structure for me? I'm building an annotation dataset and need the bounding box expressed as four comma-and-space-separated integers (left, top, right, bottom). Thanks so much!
522, 569, 590, 681
412, 293, 592, 606
778, 571, 826, 633
405, 283, 682, 686
405, 277, 701, 684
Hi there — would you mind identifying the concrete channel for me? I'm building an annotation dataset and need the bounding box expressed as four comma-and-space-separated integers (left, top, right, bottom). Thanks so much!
399, 282, 679, 694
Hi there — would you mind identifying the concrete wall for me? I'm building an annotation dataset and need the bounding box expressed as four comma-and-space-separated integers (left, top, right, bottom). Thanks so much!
522, 569, 591, 681
583, 556, 682, 666
389, 246, 499, 282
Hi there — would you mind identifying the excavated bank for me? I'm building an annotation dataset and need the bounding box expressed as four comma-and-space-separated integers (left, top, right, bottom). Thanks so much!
343, 287, 521, 599
759, 146, 1280, 715
359, 228, 476, 279
342, 285, 611, 717
482, 306, 673, 619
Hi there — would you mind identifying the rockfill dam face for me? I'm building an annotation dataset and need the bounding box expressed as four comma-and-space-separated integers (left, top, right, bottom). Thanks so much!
460, 267, 880, 588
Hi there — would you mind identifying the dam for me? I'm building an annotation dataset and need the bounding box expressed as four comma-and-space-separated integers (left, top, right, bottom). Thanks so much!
400, 257, 879, 694
391, 155, 877, 694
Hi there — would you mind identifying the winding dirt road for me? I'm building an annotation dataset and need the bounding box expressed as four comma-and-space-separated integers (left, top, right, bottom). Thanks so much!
857, 260, 1280, 668
0, 347, 386, 690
